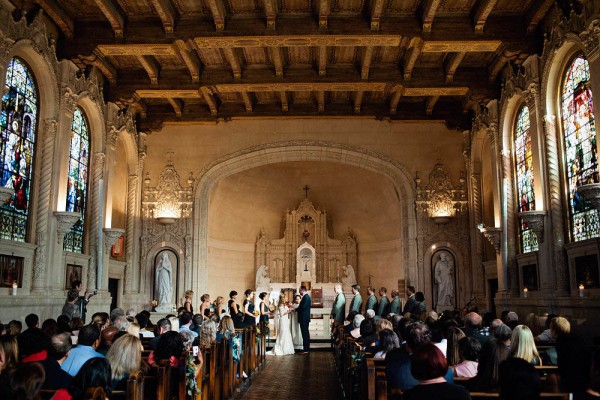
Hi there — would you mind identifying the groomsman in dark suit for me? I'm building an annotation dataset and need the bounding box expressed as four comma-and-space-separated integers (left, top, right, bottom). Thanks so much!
389, 290, 402, 315
377, 287, 390, 317
330, 284, 346, 325
365, 286, 378, 314
403, 285, 418, 318
296, 285, 311, 354
349, 284, 362, 313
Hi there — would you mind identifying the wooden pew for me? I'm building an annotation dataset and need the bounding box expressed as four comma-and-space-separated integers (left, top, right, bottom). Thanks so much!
365, 358, 387, 400
199, 342, 217, 400
470, 393, 569, 399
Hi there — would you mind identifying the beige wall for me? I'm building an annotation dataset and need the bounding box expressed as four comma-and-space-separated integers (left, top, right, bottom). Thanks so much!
144, 118, 466, 300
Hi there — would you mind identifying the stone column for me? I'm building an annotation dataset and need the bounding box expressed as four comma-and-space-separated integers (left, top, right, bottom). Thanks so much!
124, 173, 138, 294
31, 119, 58, 292
469, 171, 486, 300
88, 152, 106, 291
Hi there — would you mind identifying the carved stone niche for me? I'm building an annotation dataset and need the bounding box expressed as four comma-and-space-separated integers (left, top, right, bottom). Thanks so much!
415, 163, 468, 224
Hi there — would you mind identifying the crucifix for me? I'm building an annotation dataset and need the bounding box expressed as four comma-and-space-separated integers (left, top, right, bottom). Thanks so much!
303, 185, 310, 199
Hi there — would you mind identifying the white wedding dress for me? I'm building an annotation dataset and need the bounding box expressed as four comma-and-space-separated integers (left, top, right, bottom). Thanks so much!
269, 306, 295, 356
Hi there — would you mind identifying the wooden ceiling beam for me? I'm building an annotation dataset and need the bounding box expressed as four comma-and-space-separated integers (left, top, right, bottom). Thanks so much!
136, 55, 161, 85
241, 92, 253, 112
489, 51, 509, 81
426, 95, 439, 115
389, 86, 405, 114
205, 0, 227, 31
167, 98, 183, 117
223, 48, 242, 79
370, 0, 385, 30
262, 0, 278, 29
473, 0, 499, 32
403, 38, 424, 80
354, 91, 364, 113
317, 90, 325, 112
361, 46, 375, 80
200, 87, 218, 115
174, 40, 201, 83
73, 49, 117, 84
269, 47, 284, 77
36, 0, 75, 38
422, 0, 442, 32
445, 52, 466, 83
527, 0, 554, 32
148, 0, 177, 34
318, 46, 327, 76
318, 0, 330, 28
279, 90, 288, 111
92, 0, 126, 38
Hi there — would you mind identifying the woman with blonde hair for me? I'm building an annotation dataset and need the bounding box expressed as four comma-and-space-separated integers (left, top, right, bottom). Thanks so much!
215, 296, 226, 320
127, 323, 140, 337
199, 319, 217, 347
0, 334, 19, 374
510, 324, 542, 366
184, 290, 194, 314
106, 334, 142, 390
375, 318, 393, 334
199, 294, 211, 320
216, 315, 236, 342
446, 326, 466, 366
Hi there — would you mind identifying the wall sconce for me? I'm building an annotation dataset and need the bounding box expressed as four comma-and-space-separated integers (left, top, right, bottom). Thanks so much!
54, 211, 81, 244
415, 164, 467, 224
0, 186, 13, 204
518, 210, 546, 243
142, 152, 194, 225
477, 223, 502, 253
577, 183, 600, 210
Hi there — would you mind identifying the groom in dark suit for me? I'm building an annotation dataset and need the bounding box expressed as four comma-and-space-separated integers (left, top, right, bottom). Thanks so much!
296, 285, 311, 354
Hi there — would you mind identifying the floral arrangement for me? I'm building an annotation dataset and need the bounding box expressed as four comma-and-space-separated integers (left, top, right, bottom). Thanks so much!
151, 300, 158, 311
253, 310, 260, 316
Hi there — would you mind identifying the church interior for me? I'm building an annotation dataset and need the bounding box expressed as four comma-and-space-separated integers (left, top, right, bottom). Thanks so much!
0, 0, 599, 396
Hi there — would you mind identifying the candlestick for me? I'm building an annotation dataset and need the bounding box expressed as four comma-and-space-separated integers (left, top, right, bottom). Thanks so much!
579, 284, 584, 298
523, 287, 528, 298
12, 281, 17, 296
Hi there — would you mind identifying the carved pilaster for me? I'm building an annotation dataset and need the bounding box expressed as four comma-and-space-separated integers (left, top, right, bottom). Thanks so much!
61, 87, 79, 115
523, 83, 538, 111
125, 174, 137, 293
88, 152, 106, 290
107, 126, 119, 150
32, 119, 58, 292
470, 172, 485, 296
544, 115, 569, 294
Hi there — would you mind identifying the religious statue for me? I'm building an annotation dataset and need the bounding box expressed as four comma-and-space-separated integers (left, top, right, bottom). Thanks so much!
434, 252, 454, 308
255, 265, 271, 289
341, 265, 357, 291
155, 252, 173, 307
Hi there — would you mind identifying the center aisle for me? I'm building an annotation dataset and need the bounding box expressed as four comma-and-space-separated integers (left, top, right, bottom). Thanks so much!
240, 352, 344, 400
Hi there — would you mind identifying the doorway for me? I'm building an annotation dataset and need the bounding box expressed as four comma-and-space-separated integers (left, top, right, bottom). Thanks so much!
488, 278, 498, 316
108, 278, 119, 311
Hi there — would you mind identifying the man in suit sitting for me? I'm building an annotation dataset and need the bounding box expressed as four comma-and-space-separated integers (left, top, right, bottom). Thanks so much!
331, 284, 346, 326
296, 285, 311, 354
365, 286, 378, 314
349, 284, 362, 313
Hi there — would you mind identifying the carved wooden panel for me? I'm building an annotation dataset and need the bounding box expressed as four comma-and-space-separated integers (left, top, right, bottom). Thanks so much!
116, 0, 154, 16
242, 48, 269, 65
438, 0, 476, 14
175, 0, 210, 14
61, 0, 105, 17
196, 48, 227, 66
387, 0, 421, 14
333, 46, 358, 65
228, 0, 260, 14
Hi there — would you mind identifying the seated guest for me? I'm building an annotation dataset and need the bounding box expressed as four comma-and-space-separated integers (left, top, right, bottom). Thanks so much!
574, 348, 600, 400
403, 342, 471, 400
70, 318, 84, 336
374, 329, 400, 359
543, 316, 570, 366
5, 362, 46, 400
9, 320, 22, 336
40, 333, 73, 390
148, 331, 183, 367
463, 312, 489, 346
350, 314, 365, 339
126, 323, 140, 337
386, 321, 454, 393
57, 316, 72, 334
91, 312, 110, 332
359, 318, 378, 352
135, 313, 154, 338
216, 316, 235, 342
446, 326, 466, 367
344, 311, 358, 333
192, 314, 203, 336
376, 318, 393, 335
557, 330, 592, 393
505, 311, 519, 330
42, 319, 59, 338
61, 325, 105, 376
465, 339, 510, 392
106, 334, 142, 390
535, 313, 558, 343
200, 319, 216, 347
179, 312, 198, 337
97, 326, 118, 355
453, 336, 481, 378
17, 313, 48, 361
53, 357, 112, 400
148, 318, 172, 350
498, 357, 541, 400
494, 324, 512, 347
510, 325, 541, 366
0, 334, 19, 378
524, 313, 543, 337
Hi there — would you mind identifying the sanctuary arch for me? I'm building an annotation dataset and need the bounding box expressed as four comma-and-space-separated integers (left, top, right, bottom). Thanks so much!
192, 141, 418, 297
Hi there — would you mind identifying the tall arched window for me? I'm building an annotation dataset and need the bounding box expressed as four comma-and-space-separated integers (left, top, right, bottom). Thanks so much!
64, 107, 89, 253
0, 58, 38, 242
515, 105, 538, 252
561, 53, 599, 242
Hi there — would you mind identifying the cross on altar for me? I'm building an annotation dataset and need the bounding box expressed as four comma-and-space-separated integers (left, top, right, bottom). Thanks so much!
303, 185, 310, 198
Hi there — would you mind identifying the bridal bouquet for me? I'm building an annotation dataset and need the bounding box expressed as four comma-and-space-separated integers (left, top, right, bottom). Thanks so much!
253, 310, 260, 316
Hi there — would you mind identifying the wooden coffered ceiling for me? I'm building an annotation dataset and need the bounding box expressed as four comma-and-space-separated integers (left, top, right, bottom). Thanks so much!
24, 0, 550, 130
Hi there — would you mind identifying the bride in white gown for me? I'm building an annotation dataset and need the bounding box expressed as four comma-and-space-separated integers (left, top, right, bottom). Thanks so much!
269, 294, 296, 356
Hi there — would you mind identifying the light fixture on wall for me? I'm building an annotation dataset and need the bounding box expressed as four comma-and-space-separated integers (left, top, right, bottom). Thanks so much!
0, 186, 13, 204
415, 164, 467, 224
477, 223, 502, 253
142, 152, 194, 225
577, 183, 600, 210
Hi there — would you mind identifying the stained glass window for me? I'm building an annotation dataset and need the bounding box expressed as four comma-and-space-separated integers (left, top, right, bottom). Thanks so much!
561, 54, 599, 242
515, 105, 538, 252
63, 107, 89, 253
0, 58, 38, 242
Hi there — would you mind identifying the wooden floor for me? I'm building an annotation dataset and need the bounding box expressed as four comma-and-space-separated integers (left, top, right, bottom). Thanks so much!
240, 351, 343, 400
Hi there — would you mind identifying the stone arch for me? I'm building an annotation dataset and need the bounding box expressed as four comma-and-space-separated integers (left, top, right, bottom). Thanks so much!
543, 39, 585, 117
192, 141, 417, 295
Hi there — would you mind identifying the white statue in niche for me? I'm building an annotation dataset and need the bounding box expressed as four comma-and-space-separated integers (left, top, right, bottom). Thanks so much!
155, 252, 173, 307
341, 265, 357, 291
255, 265, 271, 289
434, 252, 454, 308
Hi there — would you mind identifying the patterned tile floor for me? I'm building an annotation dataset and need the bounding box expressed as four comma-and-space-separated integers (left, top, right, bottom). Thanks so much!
240, 351, 343, 400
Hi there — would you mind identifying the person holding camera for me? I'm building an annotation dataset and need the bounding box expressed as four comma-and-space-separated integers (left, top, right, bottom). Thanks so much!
63, 280, 96, 323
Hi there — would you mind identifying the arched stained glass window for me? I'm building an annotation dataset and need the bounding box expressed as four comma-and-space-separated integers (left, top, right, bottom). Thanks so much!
0, 58, 38, 242
561, 53, 599, 242
515, 105, 538, 253
64, 107, 89, 253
